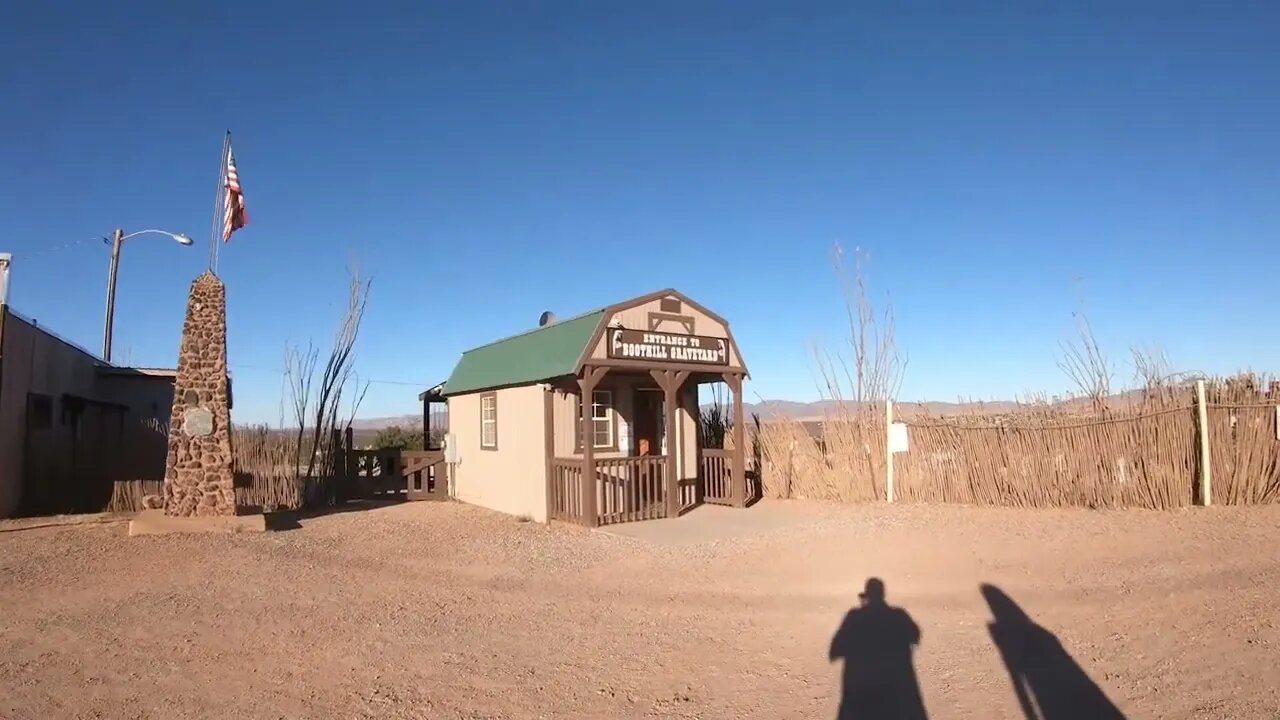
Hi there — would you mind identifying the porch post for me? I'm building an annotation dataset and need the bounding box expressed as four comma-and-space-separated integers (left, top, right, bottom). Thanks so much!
422, 396, 431, 450
725, 372, 747, 508
650, 369, 690, 518
578, 365, 608, 527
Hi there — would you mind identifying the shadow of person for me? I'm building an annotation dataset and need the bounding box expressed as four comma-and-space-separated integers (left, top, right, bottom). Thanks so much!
981, 584, 1126, 720
829, 578, 928, 720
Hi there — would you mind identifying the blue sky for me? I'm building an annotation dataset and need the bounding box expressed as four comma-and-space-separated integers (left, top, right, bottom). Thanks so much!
3, 1, 1278, 423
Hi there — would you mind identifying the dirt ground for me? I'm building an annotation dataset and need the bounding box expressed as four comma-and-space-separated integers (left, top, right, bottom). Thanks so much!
2, 500, 1278, 720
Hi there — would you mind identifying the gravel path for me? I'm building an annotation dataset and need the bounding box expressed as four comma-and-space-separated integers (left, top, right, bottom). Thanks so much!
2, 500, 1278, 719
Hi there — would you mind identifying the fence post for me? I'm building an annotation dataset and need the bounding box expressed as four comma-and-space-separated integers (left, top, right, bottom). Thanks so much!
786, 440, 794, 499
885, 399, 895, 503
343, 426, 354, 500
1195, 379, 1212, 507
330, 427, 345, 502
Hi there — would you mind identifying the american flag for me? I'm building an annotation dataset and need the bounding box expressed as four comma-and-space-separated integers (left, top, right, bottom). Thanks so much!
222, 147, 247, 241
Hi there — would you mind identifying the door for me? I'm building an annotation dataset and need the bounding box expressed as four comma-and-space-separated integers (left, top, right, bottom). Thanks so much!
20, 393, 57, 515
633, 389, 665, 456
631, 388, 666, 514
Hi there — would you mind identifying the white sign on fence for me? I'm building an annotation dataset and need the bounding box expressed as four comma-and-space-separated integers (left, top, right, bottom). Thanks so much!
888, 422, 910, 454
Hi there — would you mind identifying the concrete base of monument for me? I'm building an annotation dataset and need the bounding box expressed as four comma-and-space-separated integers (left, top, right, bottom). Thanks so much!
128, 509, 268, 537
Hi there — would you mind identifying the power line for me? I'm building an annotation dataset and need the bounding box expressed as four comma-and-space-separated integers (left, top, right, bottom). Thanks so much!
228, 363, 432, 388
16, 235, 106, 261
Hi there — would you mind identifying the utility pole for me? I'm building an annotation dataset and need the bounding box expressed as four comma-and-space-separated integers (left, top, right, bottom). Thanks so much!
102, 228, 124, 363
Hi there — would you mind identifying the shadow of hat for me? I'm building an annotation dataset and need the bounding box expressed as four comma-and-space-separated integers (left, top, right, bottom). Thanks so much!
859, 577, 886, 602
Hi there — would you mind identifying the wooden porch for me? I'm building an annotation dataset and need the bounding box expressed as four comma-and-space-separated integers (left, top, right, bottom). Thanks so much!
548, 447, 738, 526
546, 361, 748, 527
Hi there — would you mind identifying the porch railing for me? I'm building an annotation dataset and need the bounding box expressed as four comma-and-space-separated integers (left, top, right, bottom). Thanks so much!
701, 449, 733, 505
549, 458, 585, 523
596, 456, 666, 525
549, 456, 668, 525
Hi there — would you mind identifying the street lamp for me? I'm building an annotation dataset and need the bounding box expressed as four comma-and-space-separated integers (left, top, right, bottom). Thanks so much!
102, 228, 194, 363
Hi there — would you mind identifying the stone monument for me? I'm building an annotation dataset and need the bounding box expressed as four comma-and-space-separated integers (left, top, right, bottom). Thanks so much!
130, 272, 264, 535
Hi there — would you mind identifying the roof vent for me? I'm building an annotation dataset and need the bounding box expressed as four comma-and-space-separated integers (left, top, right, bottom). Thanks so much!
538, 310, 556, 327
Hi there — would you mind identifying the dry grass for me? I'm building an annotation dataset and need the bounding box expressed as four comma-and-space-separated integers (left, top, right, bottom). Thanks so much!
758, 418, 885, 502
699, 393, 729, 449
232, 425, 305, 511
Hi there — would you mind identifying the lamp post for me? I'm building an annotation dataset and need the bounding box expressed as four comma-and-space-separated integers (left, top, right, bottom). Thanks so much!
102, 228, 194, 363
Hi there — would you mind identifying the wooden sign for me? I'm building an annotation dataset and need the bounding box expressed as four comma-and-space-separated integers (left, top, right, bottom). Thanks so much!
607, 328, 729, 365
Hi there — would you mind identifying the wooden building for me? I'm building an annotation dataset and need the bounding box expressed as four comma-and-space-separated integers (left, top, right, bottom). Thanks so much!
433, 289, 749, 526
0, 308, 176, 518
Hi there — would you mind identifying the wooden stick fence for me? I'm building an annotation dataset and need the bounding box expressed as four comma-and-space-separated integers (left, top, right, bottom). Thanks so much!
893, 405, 1197, 509
1206, 403, 1280, 505
757, 378, 1280, 510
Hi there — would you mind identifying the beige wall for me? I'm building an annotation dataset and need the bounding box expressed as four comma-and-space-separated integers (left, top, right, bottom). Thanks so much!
448, 383, 549, 522
0, 309, 174, 518
585, 294, 745, 369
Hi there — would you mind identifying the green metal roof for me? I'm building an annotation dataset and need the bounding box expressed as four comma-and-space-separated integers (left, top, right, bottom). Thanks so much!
442, 310, 605, 396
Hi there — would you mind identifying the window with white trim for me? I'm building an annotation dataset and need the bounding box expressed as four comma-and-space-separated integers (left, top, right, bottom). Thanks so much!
577, 390, 615, 450
480, 393, 497, 449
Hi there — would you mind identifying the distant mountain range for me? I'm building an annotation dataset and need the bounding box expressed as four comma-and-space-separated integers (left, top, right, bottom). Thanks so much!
348, 414, 429, 430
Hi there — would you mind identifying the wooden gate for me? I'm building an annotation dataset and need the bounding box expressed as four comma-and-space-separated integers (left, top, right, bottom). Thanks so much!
700, 448, 733, 505
401, 450, 448, 501
346, 448, 448, 502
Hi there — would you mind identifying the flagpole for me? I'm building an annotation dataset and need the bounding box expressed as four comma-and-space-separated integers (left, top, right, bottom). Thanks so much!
208, 131, 231, 274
